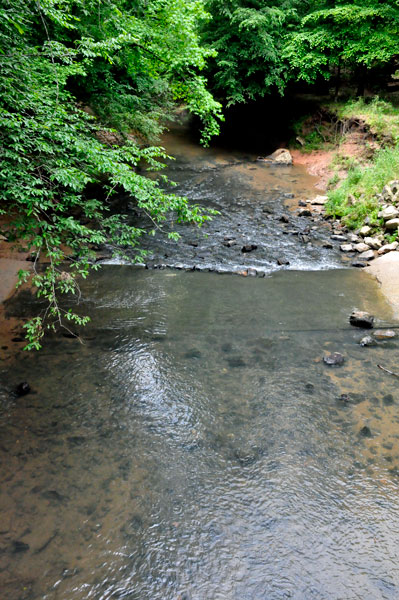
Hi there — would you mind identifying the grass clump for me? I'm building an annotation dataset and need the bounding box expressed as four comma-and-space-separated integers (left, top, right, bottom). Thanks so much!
326, 146, 399, 229
333, 96, 399, 144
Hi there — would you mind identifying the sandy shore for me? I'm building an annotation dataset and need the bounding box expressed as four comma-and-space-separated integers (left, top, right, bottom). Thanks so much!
365, 253, 399, 318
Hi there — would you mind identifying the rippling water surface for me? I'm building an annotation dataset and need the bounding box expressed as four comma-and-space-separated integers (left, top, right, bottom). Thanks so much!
2, 131, 399, 599
1, 266, 399, 600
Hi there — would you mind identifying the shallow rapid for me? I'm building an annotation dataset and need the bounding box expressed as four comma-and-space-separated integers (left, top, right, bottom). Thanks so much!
1, 133, 399, 600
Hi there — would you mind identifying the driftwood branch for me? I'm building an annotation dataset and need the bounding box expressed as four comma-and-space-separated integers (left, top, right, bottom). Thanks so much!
377, 364, 399, 378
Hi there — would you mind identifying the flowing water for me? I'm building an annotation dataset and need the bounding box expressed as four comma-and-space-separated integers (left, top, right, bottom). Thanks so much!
1, 132, 399, 600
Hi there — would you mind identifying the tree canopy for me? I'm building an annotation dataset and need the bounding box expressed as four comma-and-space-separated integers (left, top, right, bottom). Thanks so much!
0, 0, 222, 348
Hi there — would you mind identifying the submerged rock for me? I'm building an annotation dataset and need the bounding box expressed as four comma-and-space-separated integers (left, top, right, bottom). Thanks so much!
323, 352, 345, 366
359, 335, 376, 347
373, 329, 396, 340
16, 382, 31, 396
241, 244, 257, 253
349, 310, 374, 329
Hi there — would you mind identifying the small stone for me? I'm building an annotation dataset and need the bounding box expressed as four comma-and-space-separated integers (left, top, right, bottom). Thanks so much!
298, 200, 307, 207
340, 244, 354, 252
359, 335, 376, 347
373, 329, 396, 340
354, 242, 370, 253
359, 225, 372, 236
223, 239, 237, 247
277, 258, 290, 266
352, 260, 368, 268
323, 352, 345, 366
247, 268, 257, 277
384, 218, 399, 230
279, 215, 289, 223
347, 233, 360, 243
310, 195, 328, 205
298, 208, 312, 217
12, 541, 30, 553
378, 241, 399, 255
323, 242, 333, 249
381, 206, 399, 220
241, 244, 257, 253
358, 250, 375, 260
238, 270, 248, 277
349, 311, 374, 329
0, 234, 8, 242
331, 234, 347, 241
359, 425, 373, 438
16, 382, 31, 396
364, 237, 382, 250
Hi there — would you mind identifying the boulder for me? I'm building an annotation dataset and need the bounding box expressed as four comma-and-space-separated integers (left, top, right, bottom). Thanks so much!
266, 148, 293, 165
349, 310, 374, 329
241, 244, 257, 253
377, 241, 399, 255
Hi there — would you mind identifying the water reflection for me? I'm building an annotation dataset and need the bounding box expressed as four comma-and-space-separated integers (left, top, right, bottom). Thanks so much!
1, 269, 399, 599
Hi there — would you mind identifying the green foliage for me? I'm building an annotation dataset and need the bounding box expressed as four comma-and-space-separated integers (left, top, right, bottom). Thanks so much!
202, 0, 302, 105
0, 0, 221, 349
326, 146, 399, 229
333, 96, 399, 144
284, 1, 399, 88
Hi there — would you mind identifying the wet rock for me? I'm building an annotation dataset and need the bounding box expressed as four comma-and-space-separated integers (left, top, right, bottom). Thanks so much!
323, 352, 345, 366
359, 425, 373, 438
12, 541, 30, 553
378, 241, 398, 255
354, 242, 370, 253
331, 234, 347, 241
359, 335, 376, 347
373, 329, 396, 340
277, 258, 290, 266
174, 263, 185, 269
241, 244, 257, 253
227, 356, 246, 368
279, 215, 289, 223
352, 259, 368, 268
247, 268, 257, 277
223, 239, 237, 247
323, 242, 333, 249
16, 382, 31, 396
298, 208, 312, 217
184, 348, 202, 359
349, 310, 374, 329
358, 249, 375, 261
340, 243, 354, 252
299, 234, 310, 243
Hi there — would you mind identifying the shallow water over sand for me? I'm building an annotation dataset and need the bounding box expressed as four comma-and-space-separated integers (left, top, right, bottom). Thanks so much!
1, 267, 399, 600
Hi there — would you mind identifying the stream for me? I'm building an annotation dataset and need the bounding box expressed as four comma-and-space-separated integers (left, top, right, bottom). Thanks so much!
1, 130, 399, 600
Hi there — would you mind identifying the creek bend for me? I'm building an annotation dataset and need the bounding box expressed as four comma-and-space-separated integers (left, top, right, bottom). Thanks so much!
1, 132, 399, 600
